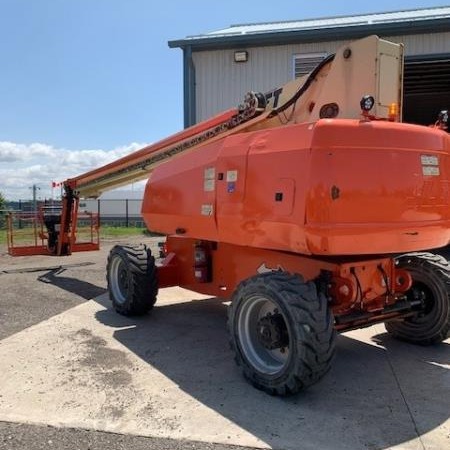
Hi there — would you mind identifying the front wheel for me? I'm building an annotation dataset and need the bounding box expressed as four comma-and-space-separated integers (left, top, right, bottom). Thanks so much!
385, 252, 450, 345
228, 272, 335, 396
106, 244, 158, 316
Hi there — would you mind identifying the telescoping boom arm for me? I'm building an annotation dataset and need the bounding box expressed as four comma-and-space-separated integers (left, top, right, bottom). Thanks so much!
65, 92, 268, 199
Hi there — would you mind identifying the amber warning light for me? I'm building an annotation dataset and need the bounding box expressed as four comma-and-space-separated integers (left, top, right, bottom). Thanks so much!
389, 103, 399, 121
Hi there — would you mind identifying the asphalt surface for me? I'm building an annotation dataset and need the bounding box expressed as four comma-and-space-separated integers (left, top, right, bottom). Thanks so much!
0, 421, 255, 450
0, 238, 448, 450
0, 260, 105, 341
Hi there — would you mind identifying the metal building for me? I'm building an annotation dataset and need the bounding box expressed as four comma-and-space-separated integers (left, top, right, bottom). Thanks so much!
169, 6, 450, 128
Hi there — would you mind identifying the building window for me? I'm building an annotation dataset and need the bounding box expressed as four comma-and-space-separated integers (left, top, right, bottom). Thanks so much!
293, 52, 327, 78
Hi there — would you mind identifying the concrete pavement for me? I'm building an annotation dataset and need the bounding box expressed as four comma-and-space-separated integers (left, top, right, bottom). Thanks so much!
0, 277, 448, 450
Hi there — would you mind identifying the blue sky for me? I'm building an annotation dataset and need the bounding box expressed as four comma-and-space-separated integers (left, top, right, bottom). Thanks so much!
1, 0, 449, 200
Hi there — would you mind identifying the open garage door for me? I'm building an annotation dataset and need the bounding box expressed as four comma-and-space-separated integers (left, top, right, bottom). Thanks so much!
403, 54, 450, 126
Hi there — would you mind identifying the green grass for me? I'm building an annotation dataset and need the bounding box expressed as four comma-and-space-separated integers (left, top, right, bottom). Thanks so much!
0, 228, 7, 245
0, 226, 159, 246
99, 226, 150, 239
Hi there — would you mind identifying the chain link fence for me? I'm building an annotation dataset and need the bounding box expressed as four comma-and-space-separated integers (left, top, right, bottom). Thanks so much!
2, 198, 145, 229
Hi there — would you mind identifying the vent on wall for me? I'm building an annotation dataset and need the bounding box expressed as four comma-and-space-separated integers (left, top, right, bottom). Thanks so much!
404, 58, 450, 94
403, 55, 450, 125
293, 53, 327, 78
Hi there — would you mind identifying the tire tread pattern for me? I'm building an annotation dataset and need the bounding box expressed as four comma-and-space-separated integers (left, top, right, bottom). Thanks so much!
386, 252, 450, 345
228, 272, 335, 396
106, 243, 158, 316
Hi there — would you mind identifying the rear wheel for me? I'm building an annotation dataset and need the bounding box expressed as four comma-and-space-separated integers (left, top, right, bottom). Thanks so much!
107, 244, 158, 316
228, 272, 335, 395
386, 253, 450, 345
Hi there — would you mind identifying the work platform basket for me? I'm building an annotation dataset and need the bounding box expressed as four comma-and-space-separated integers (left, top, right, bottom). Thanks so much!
6, 205, 99, 256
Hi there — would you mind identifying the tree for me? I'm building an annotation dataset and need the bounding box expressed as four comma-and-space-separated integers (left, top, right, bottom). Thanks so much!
0, 191, 6, 229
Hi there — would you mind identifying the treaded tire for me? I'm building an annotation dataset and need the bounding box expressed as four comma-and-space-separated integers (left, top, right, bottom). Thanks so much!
106, 244, 158, 316
228, 272, 335, 396
385, 252, 450, 345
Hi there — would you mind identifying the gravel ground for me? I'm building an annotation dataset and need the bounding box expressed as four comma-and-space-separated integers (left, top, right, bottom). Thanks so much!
0, 421, 257, 450
0, 236, 163, 339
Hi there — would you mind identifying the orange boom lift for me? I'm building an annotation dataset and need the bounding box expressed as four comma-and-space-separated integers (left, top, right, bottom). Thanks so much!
9, 36, 450, 395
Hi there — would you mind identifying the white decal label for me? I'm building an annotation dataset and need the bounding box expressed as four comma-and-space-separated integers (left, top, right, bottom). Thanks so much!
204, 167, 215, 180
421, 155, 438, 166
201, 204, 213, 216
203, 167, 216, 192
204, 179, 215, 192
226, 170, 238, 182
422, 166, 440, 176
421, 155, 440, 177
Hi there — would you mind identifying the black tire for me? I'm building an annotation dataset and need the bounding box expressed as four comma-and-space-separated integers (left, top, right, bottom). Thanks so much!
228, 272, 335, 396
385, 252, 450, 345
106, 244, 158, 316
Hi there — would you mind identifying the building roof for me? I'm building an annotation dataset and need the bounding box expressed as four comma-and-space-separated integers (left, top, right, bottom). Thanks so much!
168, 6, 450, 50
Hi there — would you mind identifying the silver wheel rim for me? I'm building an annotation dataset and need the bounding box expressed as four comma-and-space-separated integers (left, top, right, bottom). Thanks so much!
237, 294, 290, 375
109, 255, 128, 305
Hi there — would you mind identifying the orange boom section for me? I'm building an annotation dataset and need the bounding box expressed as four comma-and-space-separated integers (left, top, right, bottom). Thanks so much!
142, 118, 450, 255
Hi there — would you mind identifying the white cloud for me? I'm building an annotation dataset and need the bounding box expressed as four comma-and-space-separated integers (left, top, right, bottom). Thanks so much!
0, 142, 57, 162
0, 141, 148, 201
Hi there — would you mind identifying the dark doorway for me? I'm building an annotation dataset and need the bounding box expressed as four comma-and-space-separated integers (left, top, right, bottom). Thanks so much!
403, 54, 450, 126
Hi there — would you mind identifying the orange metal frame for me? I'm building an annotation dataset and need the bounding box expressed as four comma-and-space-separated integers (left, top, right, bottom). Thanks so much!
7, 199, 99, 257
156, 236, 414, 331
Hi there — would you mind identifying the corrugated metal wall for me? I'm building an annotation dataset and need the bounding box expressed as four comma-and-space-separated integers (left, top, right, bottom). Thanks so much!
193, 32, 450, 122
